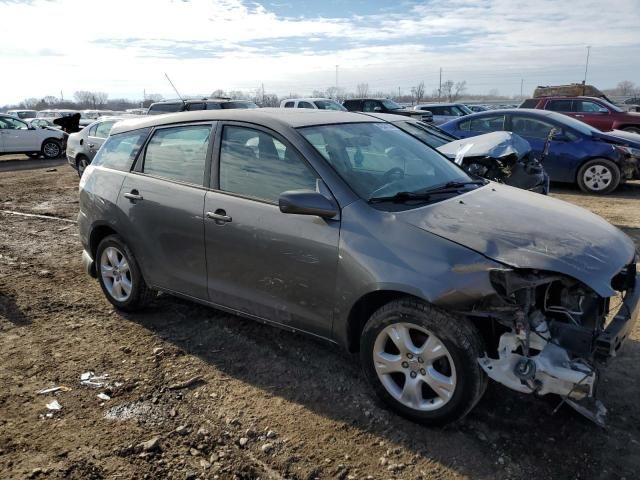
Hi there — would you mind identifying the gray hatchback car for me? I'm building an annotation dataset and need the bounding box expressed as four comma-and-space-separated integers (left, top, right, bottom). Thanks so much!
79, 109, 639, 425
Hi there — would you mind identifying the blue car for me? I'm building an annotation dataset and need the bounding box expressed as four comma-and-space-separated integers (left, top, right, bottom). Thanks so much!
440, 109, 640, 194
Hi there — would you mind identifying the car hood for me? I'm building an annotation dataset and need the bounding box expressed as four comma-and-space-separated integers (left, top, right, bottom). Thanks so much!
437, 131, 531, 162
396, 183, 635, 296
593, 129, 640, 147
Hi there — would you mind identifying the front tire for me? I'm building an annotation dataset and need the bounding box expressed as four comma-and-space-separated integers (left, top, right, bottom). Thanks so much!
96, 235, 156, 312
41, 139, 61, 159
360, 298, 487, 425
577, 158, 620, 194
622, 126, 640, 134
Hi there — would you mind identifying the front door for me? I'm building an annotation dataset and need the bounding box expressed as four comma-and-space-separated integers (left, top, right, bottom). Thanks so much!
204, 123, 340, 338
117, 122, 214, 299
573, 100, 613, 131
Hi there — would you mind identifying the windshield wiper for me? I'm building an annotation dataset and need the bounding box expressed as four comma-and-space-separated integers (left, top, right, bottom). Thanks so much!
420, 179, 486, 194
368, 191, 433, 204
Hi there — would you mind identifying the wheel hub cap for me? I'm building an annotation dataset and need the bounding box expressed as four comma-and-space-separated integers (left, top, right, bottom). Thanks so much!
100, 246, 132, 302
584, 165, 612, 191
373, 323, 457, 411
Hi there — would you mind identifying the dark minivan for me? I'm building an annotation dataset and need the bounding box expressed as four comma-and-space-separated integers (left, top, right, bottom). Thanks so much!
343, 98, 433, 123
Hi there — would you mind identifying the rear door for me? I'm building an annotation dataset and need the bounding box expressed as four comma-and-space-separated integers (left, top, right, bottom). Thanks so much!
117, 122, 214, 299
0, 116, 32, 151
203, 123, 340, 338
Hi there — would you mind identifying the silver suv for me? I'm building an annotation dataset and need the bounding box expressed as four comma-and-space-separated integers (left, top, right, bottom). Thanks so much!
78, 109, 639, 425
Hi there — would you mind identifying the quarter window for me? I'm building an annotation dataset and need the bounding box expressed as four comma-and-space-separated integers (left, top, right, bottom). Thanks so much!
92, 128, 150, 171
459, 115, 505, 133
142, 125, 211, 185
284, 101, 294, 108
219, 126, 318, 203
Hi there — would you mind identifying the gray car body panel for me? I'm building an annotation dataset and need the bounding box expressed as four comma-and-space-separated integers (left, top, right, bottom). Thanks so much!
397, 182, 634, 297
80, 109, 635, 350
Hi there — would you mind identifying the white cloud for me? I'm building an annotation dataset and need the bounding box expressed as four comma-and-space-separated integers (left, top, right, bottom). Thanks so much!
0, 0, 638, 104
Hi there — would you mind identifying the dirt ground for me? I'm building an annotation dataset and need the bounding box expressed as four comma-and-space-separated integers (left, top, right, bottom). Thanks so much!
1, 167, 639, 480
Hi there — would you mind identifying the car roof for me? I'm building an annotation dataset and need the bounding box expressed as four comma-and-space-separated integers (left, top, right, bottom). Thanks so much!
451, 108, 570, 123
357, 112, 415, 122
111, 108, 380, 135
282, 98, 336, 102
415, 103, 461, 107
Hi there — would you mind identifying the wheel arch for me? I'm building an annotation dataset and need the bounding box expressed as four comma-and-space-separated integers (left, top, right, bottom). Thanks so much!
89, 224, 119, 260
345, 290, 426, 352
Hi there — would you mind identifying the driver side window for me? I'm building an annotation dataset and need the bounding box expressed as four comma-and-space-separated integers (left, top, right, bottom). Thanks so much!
363, 101, 379, 112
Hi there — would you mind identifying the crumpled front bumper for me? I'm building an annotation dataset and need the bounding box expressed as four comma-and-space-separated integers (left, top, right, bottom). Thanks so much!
595, 270, 640, 360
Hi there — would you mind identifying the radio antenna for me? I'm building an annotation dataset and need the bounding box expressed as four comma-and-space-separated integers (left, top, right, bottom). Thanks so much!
164, 73, 184, 102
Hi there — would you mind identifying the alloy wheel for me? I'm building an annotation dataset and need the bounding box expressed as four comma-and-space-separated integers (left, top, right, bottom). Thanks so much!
373, 323, 456, 411
583, 164, 612, 192
42, 142, 60, 158
100, 246, 132, 302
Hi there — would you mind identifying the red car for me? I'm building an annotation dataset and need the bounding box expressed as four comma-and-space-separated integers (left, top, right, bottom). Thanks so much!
520, 96, 640, 134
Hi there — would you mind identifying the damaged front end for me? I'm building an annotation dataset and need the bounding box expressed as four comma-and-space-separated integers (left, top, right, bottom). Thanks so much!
470, 264, 639, 426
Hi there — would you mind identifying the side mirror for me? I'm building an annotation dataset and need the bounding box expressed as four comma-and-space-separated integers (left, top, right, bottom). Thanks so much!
373, 106, 382, 112
279, 190, 338, 219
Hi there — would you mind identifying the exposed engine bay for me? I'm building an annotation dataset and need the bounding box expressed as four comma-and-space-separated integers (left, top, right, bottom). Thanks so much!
437, 131, 549, 194
470, 264, 638, 426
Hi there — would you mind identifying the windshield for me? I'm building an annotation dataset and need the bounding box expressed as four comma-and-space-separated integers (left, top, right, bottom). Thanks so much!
299, 122, 471, 201
314, 100, 347, 111
381, 99, 402, 110
598, 99, 624, 113
397, 121, 456, 148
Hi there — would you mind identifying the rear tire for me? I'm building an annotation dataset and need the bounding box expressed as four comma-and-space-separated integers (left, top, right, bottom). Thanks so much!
360, 297, 487, 425
41, 139, 61, 159
577, 158, 620, 194
96, 234, 156, 312
77, 155, 90, 178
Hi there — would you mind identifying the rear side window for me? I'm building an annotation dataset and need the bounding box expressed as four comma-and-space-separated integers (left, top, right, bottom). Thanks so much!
186, 102, 205, 111
92, 128, 150, 171
545, 100, 573, 112
519, 99, 538, 108
206, 103, 222, 110
142, 124, 212, 186
95, 121, 115, 139
459, 115, 505, 133
511, 116, 556, 139
575, 100, 608, 113
284, 101, 294, 108
148, 103, 183, 114
298, 101, 314, 109
88, 123, 99, 137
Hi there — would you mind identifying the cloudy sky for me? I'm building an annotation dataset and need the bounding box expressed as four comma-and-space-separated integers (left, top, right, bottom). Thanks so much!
1, 0, 639, 104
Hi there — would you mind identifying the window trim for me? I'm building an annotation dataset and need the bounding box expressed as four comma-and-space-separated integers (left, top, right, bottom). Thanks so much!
210, 121, 324, 206
130, 121, 217, 189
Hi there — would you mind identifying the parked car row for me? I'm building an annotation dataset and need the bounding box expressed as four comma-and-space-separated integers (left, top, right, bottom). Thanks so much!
0, 113, 66, 159
78, 108, 640, 426
439, 108, 640, 194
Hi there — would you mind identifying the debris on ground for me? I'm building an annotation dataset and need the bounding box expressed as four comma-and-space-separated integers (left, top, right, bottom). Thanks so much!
36, 386, 71, 395
97, 393, 111, 401
80, 371, 109, 388
167, 375, 204, 390
46, 400, 62, 410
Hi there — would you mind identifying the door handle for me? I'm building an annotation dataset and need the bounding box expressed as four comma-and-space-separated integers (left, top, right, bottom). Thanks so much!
206, 209, 232, 223
575, 114, 584, 118
124, 191, 143, 202
88, 143, 95, 148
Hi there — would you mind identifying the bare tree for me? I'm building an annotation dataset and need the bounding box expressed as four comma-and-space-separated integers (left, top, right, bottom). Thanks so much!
356, 83, 369, 97
440, 80, 454, 101
411, 81, 425, 104
617, 80, 636, 96
325, 86, 346, 101
21, 97, 40, 109
73, 90, 108, 108
452, 81, 467, 101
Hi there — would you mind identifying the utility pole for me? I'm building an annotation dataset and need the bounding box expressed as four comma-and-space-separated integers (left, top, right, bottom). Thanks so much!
398, 87, 401, 98
520, 79, 524, 99
438, 67, 442, 99
583, 46, 591, 89
60, 90, 63, 101
335, 65, 339, 90
261, 82, 265, 105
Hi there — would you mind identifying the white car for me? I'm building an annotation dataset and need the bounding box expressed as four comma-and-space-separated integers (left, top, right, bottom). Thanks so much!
0, 113, 66, 158
413, 103, 473, 125
7, 109, 37, 119
280, 98, 346, 111
37, 109, 80, 120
